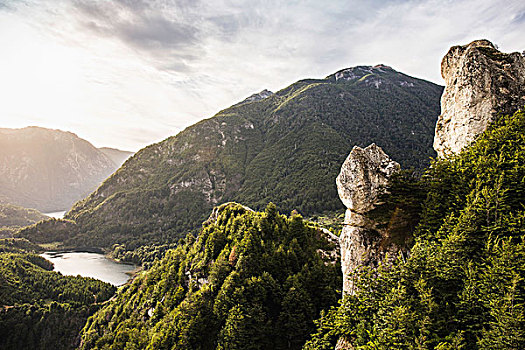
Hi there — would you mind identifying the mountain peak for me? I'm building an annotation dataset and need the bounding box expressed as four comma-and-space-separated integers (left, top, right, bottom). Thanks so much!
325, 64, 422, 89
238, 89, 274, 105
328, 65, 396, 81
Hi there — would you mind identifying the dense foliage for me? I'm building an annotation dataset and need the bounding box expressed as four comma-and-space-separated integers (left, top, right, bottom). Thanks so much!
0, 237, 42, 253
0, 253, 115, 305
79, 203, 342, 349
0, 202, 47, 237
0, 303, 101, 350
15, 217, 77, 244
110, 242, 180, 268
305, 109, 525, 349
19, 66, 442, 250
0, 239, 116, 350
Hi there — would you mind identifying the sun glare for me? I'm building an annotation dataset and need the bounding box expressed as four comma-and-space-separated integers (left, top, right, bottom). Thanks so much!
0, 16, 82, 128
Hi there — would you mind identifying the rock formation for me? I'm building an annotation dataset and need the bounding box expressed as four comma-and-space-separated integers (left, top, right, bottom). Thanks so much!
336, 143, 400, 294
434, 39, 525, 157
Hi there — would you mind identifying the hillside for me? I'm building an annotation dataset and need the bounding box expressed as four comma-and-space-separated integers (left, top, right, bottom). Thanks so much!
0, 127, 125, 212
21, 65, 442, 249
79, 203, 341, 349
0, 202, 47, 237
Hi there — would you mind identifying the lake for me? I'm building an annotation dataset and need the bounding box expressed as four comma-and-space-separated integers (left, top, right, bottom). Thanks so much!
41, 251, 137, 286
44, 211, 67, 219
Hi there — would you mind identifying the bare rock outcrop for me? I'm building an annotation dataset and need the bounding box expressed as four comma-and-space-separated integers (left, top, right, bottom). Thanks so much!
336, 144, 400, 294
434, 39, 525, 157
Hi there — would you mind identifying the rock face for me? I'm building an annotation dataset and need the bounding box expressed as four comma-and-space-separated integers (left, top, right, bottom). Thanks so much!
434, 39, 525, 157
336, 143, 400, 294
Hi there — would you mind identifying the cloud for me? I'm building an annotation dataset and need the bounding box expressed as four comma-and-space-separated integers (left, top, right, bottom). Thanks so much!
70, 0, 204, 72
0, 0, 524, 151
73, 0, 199, 49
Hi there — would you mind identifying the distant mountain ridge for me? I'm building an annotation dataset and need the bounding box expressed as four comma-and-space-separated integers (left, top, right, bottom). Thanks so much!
98, 147, 133, 167
0, 126, 130, 212
20, 65, 443, 249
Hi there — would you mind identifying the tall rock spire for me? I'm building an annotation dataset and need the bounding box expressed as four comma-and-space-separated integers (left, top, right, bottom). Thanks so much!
336, 143, 400, 294
434, 39, 525, 157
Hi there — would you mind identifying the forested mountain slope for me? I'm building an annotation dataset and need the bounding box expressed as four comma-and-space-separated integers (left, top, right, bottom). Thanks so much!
0, 202, 47, 237
306, 109, 525, 349
22, 65, 442, 249
79, 203, 341, 350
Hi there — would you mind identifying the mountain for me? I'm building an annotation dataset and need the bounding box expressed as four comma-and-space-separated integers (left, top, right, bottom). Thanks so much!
98, 147, 134, 167
20, 65, 443, 249
0, 202, 47, 237
0, 127, 123, 212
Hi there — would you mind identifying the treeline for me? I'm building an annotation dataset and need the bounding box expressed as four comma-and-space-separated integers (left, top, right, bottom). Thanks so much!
0, 238, 42, 253
0, 252, 115, 306
110, 242, 180, 268
79, 203, 341, 349
305, 109, 525, 349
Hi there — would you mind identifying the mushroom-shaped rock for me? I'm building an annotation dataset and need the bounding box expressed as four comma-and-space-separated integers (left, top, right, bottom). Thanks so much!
336, 143, 400, 213
336, 144, 400, 295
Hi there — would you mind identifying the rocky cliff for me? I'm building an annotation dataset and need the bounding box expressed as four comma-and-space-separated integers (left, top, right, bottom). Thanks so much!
434, 39, 525, 157
336, 143, 400, 294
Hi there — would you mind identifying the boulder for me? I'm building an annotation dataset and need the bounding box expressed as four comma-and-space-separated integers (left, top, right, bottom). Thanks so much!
336, 143, 400, 213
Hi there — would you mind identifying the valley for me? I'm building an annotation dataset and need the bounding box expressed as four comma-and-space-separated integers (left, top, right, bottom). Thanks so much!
0, 6, 523, 346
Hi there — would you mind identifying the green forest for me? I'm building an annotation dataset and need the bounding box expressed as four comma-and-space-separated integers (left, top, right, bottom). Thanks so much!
77, 108, 525, 350
79, 203, 341, 349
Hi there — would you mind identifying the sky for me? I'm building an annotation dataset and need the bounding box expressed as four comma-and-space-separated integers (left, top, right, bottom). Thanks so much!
0, 0, 524, 151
